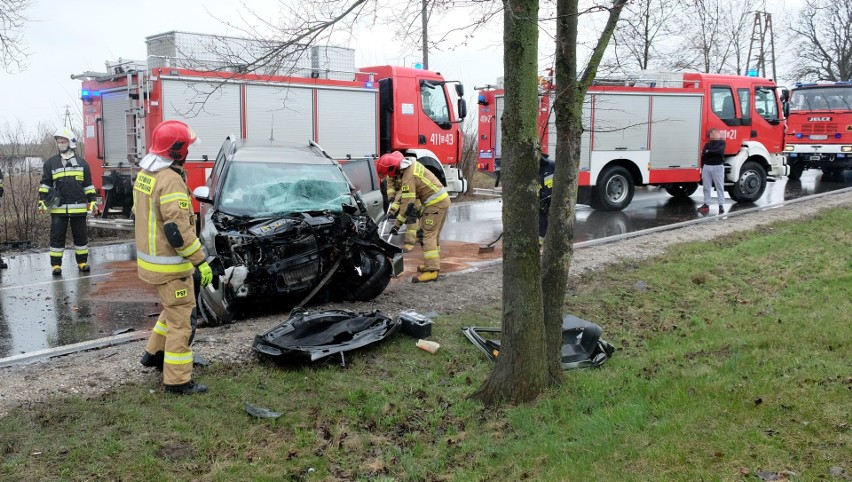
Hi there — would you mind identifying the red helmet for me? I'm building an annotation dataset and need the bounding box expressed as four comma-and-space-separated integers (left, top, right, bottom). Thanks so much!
150, 120, 197, 161
377, 151, 404, 177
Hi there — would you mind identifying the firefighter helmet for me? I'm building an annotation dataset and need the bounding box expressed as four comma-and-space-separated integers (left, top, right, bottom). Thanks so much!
150, 120, 198, 161
377, 151, 404, 177
53, 127, 76, 149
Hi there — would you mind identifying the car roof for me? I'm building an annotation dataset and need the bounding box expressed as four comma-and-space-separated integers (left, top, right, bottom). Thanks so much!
231, 142, 331, 165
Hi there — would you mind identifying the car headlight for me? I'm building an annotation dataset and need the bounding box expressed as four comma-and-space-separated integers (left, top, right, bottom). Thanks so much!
783, 145, 794, 152
841, 146, 852, 153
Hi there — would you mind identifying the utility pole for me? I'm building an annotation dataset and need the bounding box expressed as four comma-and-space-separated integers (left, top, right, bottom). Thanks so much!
421, 0, 429, 70
744, 10, 776, 80
63, 105, 72, 128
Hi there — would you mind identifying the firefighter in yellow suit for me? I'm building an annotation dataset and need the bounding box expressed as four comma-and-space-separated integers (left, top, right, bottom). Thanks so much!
377, 151, 450, 283
134, 120, 212, 395
385, 176, 421, 252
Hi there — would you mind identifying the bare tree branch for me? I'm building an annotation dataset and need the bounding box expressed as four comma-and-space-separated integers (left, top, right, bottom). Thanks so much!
0, 0, 31, 72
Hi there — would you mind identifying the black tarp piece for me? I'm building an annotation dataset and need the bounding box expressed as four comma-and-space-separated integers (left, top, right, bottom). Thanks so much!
461, 314, 615, 369
252, 309, 400, 364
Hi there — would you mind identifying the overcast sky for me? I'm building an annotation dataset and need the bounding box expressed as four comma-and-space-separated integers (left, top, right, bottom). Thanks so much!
0, 0, 511, 133
1, 0, 800, 134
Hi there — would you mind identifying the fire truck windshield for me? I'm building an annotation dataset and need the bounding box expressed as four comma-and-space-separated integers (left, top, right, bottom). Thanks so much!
790, 86, 852, 112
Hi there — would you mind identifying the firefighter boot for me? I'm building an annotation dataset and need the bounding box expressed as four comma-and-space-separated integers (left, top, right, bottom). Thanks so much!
412, 270, 439, 283
165, 380, 208, 395
140, 351, 164, 371
78, 263, 90, 272
52, 265, 62, 276
403, 244, 416, 253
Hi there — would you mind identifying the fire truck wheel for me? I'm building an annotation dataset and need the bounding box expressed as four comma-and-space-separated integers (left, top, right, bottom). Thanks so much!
664, 183, 699, 198
821, 168, 843, 181
787, 161, 805, 181
729, 160, 766, 203
591, 165, 634, 211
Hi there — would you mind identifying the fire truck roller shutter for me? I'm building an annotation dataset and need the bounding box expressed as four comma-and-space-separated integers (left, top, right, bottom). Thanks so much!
101, 92, 130, 166
649, 94, 703, 170
162, 80, 241, 161
316, 88, 379, 160
245, 85, 313, 145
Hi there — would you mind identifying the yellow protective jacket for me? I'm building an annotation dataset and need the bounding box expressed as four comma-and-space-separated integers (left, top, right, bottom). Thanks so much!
389, 161, 449, 226
133, 155, 205, 284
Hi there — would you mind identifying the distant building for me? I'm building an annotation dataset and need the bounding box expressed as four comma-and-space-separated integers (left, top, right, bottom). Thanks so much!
0, 156, 43, 175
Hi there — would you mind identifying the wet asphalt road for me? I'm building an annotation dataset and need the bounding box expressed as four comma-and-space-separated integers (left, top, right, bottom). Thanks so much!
1, 169, 850, 358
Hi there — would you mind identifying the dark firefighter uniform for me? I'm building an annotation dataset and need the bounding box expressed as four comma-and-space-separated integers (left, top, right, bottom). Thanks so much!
133, 161, 206, 388
389, 161, 451, 278
538, 155, 555, 244
39, 152, 97, 271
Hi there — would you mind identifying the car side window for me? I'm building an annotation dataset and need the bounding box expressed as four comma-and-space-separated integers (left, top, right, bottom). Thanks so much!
208, 142, 231, 194
341, 158, 380, 193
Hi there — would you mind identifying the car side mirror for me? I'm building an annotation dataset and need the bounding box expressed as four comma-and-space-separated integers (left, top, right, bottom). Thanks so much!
193, 186, 212, 204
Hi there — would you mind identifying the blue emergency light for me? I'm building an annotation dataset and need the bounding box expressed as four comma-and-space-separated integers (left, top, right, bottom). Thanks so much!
796, 133, 803, 138
746, 69, 759, 77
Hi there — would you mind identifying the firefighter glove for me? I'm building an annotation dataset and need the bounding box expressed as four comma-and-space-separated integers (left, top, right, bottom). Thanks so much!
197, 261, 213, 287
38, 200, 48, 213
387, 203, 399, 218
88, 201, 98, 215
390, 225, 400, 236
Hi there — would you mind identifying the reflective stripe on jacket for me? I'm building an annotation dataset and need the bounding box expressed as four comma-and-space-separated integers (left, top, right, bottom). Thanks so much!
133, 163, 205, 284
39, 154, 96, 216
389, 161, 449, 224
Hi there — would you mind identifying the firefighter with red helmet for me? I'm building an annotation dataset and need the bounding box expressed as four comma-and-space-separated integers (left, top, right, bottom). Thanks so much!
38, 127, 97, 275
377, 151, 450, 283
135, 120, 212, 395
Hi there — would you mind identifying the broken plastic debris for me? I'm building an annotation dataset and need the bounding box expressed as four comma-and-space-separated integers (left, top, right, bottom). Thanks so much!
244, 404, 283, 419
416, 339, 440, 354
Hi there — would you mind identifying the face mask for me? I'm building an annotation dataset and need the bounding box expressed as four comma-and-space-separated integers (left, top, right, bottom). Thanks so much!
56, 141, 70, 153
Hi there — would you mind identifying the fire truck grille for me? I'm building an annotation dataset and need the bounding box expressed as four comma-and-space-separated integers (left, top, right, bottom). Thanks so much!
802, 123, 838, 135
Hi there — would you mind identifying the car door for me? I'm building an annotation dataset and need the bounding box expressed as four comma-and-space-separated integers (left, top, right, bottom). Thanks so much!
340, 158, 384, 222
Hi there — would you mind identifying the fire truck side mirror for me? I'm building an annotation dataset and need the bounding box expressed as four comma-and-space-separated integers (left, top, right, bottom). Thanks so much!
457, 98, 468, 120
455, 83, 464, 97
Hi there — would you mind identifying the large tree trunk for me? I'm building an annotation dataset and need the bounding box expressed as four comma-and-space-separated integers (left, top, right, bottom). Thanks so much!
472, 0, 546, 406
542, 0, 627, 384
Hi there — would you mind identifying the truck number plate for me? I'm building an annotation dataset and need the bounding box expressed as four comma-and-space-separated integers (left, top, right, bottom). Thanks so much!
809, 135, 828, 140
809, 155, 822, 161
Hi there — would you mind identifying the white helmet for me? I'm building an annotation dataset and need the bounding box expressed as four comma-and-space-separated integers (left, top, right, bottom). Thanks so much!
54, 127, 77, 149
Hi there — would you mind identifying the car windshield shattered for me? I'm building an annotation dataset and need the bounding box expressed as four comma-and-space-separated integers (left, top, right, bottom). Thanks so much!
218, 162, 354, 217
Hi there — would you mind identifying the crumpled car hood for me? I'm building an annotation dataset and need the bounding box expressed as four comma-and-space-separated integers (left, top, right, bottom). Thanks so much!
252, 309, 400, 363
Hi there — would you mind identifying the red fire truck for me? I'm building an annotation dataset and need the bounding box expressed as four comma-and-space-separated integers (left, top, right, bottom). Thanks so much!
72, 31, 467, 218
783, 81, 852, 180
476, 72, 788, 210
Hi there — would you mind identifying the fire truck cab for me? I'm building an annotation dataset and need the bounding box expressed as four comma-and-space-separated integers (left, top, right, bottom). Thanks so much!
783, 81, 852, 180
73, 31, 467, 219
477, 72, 788, 210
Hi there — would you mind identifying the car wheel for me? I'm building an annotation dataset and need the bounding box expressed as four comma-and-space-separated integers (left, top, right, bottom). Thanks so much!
729, 160, 766, 203
664, 182, 699, 198
343, 248, 392, 302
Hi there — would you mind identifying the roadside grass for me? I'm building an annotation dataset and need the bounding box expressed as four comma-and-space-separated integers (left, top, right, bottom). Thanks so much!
1, 208, 850, 481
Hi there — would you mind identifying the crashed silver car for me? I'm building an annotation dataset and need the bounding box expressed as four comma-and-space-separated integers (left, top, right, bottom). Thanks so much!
192, 137, 402, 325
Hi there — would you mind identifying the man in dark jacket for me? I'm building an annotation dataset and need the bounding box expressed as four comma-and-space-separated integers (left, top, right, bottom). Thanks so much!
38, 127, 97, 275
538, 154, 555, 244
0, 167, 6, 269
699, 128, 726, 214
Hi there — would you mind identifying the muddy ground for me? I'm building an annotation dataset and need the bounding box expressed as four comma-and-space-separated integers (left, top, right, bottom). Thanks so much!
1, 191, 850, 417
